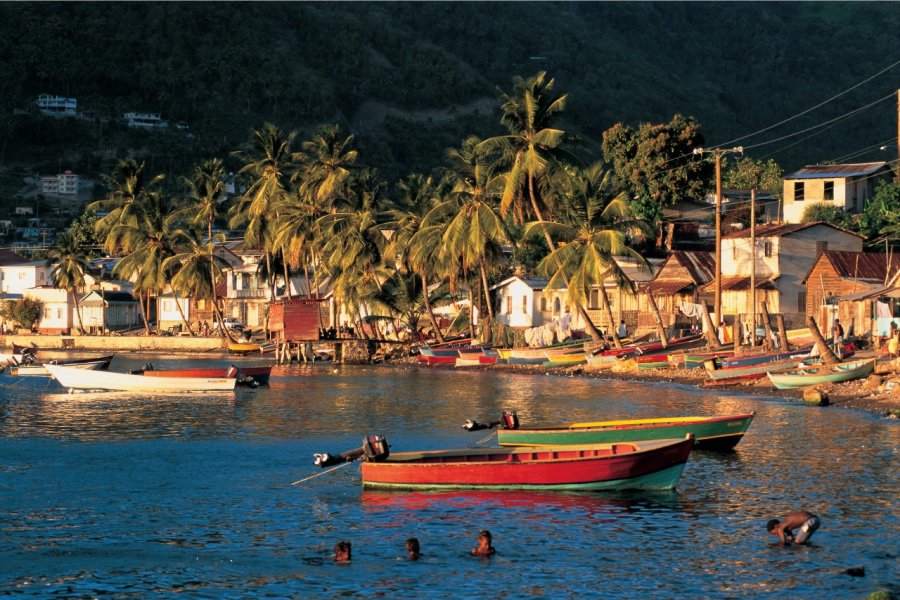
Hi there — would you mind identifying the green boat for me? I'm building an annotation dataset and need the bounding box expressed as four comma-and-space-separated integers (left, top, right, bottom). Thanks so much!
496, 412, 755, 451
766, 358, 875, 390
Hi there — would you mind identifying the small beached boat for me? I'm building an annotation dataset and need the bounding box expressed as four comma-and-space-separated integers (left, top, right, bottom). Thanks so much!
766, 358, 876, 390
356, 436, 694, 491
454, 356, 497, 368
9, 355, 113, 376
719, 346, 813, 368
542, 350, 587, 367
227, 340, 275, 354
45, 364, 237, 393
492, 413, 755, 451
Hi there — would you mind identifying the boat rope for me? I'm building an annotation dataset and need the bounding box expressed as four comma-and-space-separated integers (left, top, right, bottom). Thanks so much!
474, 431, 497, 446
0, 376, 28, 388
289, 457, 360, 486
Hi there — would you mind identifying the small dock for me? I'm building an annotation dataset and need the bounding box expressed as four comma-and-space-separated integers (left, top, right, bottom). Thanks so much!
273, 338, 410, 365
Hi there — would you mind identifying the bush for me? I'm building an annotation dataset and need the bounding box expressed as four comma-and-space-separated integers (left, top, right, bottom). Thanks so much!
0, 297, 45, 331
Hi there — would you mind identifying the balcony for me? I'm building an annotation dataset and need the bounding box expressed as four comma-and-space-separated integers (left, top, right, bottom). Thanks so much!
230, 288, 267, 299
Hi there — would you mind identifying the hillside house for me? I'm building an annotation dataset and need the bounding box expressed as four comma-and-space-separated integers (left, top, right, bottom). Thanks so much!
803, 250, 900, 337
0, 261, 51, 297
702, 222, 864, 327
491, 276, 551, 329
41, 170, 79, 196
26, 286, 75, 334
782, 162, 893, 224
638, 251, 715, 333
36, 94, 77, 118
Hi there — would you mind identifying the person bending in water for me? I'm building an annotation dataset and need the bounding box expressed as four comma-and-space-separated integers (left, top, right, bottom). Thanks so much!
405, 537, 421, 560
767, 510, 821, 545
334, 541, 352, 562
471, 530, 496, 557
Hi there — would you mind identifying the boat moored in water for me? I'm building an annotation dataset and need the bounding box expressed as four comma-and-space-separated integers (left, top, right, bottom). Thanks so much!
45, 364, 237, 392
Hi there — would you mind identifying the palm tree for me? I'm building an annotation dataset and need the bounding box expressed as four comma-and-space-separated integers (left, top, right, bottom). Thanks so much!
230, 123, 296, 304
88, 158, 165, 255
296, 124, 359, 209
163, 231, 231, 338
46, 229, 90, 335
176, 158, 227, 329
524, 163, 652, 347
110, 193, 183, 334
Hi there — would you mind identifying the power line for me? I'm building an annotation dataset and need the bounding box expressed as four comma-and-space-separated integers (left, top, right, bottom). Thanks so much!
713, 57, 900, 147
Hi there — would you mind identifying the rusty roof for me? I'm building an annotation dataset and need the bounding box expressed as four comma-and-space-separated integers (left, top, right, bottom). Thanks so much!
785, 162, 889, 179
722, 221, 864, 240
0, 249, 26, 266
699, 276, 778, 292
802, 251, 900, 284
641, 280, 694, 295
671, 250, 715, 284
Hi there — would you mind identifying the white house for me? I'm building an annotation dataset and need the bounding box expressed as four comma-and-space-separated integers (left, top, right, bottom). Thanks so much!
491, 276, 550, 328
78, 291, 142, 333
41, 170, 80, 196
157, 293, 192, 332
36, 94, 77, 117
782, 162, 893, 224
26, 286, 74, 334
0, 261, 52, 296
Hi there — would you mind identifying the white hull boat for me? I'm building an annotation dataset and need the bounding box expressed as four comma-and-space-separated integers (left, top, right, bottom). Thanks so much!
45, 364, 237, 392
10, 359, 110, 376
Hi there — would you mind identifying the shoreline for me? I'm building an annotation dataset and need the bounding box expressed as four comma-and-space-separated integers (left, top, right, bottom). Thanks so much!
393, 354, 900, 419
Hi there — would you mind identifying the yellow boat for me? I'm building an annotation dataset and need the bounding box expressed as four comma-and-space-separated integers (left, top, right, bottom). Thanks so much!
228, 340, 275, 354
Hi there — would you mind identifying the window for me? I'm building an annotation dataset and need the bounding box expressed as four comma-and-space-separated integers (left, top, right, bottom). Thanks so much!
794, 181, 805, 201
18, 272, 25, 279
540, 297, 546, 312
798, 291, 807, 311
44, 308, 50, 318
763, 241, 773, 257
506, 296, 512, 315
522, 295, 528, 313
732, 242, 737, 261
816, 241, 828, 255
553, 297, 561, 315
824, 181, 834, 201
56, 308, 62, 319
589, 289, 599, 309
163, 301, 171, 312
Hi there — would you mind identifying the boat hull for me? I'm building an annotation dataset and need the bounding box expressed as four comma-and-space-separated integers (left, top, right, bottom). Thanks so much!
142, 366, 272, 384
45, 364, 237, 392
10, 358, 110, 376
497, 413, 754, 451
361, 437, 694, 491
766, 358, 875, 390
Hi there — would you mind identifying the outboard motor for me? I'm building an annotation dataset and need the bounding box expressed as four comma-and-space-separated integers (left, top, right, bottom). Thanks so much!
500, 411, 519, 430
313, 435, 390, 468
226, 365, 239, 378
463, 411, 519, 431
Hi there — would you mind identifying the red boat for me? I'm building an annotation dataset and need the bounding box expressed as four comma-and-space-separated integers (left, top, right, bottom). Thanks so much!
358, 436, 694, 491
140, 366, 272, 385
597, 334, 703, 358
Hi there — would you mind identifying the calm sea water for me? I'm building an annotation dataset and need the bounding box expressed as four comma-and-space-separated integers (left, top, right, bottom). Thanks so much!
1, 355, 897, 599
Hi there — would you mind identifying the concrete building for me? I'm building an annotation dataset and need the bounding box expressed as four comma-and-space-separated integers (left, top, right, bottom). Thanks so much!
782, 162, 893, 224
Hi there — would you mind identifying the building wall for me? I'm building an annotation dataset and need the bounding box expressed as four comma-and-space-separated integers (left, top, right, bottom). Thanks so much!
157, 296, 191, 330
26, 288, 74, 334
783, 175, 887, 223
495, 279, 541, 328
0, 265, 50, 295
721, 237, 780, 278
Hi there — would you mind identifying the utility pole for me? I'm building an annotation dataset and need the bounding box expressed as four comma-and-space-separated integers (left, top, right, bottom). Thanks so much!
750, 188, 756, 347
896, 89, 899, 183
693, 146, 743, 326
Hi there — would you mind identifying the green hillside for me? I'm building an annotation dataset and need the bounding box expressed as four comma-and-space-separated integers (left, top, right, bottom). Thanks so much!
1, 2, 897, 183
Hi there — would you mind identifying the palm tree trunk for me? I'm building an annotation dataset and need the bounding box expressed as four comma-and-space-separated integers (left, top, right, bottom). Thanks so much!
174, 293, 194, 336
598, 281, 623, 349
647, 291, 668, 348
528, 173, 604, 343
420, 272, 446, 343
283, 256, 293, 300
138, 291, 151, 335
807, 315, 840, 365
304, 265, 311, 299
73, 292, 85, 335
479, 264, 494, 320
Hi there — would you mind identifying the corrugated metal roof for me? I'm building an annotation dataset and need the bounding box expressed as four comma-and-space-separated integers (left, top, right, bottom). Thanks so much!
786, 161, 888, 179
0, 249, 26, 266
672, 250, 715, 284
821, 251, 900, 283
722, 221, 864, 239
699, 276, 778, 292
641, 280, 693, 295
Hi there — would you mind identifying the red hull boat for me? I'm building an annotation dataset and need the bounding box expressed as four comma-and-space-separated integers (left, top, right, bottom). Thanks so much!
141, 366, 272, 385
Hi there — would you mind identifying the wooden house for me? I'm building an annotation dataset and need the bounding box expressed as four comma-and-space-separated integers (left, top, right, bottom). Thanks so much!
638, 251, 715, 332
804, 251, 900, 338
491, 276, 551, 329
708, 222, 863, 327
78, 291, 142, 333
782, 162, 892, 224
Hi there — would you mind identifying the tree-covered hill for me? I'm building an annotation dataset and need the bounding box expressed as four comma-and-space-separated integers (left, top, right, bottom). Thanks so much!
1, 2, 898, 182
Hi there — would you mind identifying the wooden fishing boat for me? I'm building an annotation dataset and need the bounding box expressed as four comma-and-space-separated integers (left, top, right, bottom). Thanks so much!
494, 413, 755, 451
682, 350, 734, 369
584, 353, 618, 369
636, 354, 670, 370
141, 365, 272, 385
705, 356, 810, 381
45, 364, 237, 392
359, 436, 695, 491
423, 354, 458, 365
9, 355, 113, 376
720, 346, 812, 368
454, 356, 497, 368
595, 333, 704, 359
766, 358, 876, 390
227, 340, 275, 354
499, 339, 585, 364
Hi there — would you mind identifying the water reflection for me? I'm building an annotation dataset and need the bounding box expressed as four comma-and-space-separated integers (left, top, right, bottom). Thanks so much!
0, 360, 897, 598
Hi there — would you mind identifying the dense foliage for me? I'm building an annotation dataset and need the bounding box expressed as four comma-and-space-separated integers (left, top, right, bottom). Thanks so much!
1, 2, 897, 182
1, 297, 44, 330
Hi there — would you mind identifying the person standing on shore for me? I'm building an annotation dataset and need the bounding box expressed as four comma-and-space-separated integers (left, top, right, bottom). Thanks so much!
767, 510, 821, 545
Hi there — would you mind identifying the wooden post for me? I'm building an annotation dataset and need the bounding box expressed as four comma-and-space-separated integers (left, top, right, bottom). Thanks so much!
775, 314, 791, 351
700, 302, 719, 348
733, 314, 743, 355
760, 300, 775, 348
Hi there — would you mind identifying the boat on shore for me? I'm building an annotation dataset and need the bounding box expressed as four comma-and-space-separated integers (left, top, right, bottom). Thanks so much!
45, 364, 237, 392
489, 413, 754, 451
227, 340, 275, 354
766, 358, 876, 390
356, 436, 695, 491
